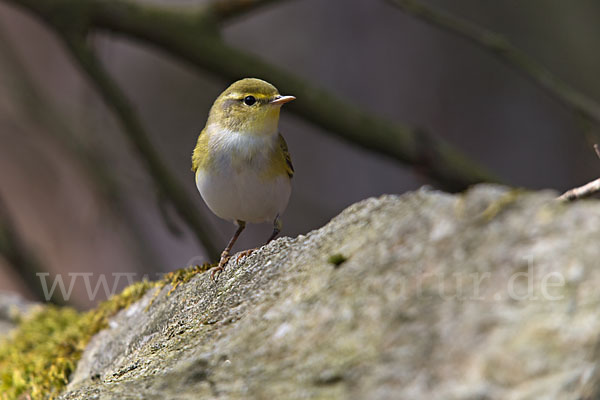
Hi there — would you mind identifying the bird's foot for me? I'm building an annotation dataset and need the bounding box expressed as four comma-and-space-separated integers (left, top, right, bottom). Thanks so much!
209, 255, 230, 281
236, 248, 257, 262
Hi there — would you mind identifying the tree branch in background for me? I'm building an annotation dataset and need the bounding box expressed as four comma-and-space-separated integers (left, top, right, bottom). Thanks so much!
209, 0, 291, 21
5, 0, 499, 191
558, 144, 600, 201
0, 28, 120, 210
387, 0, 600, 128
0, 195, 64, 305
0, 26, 164, 275
59, 34, 220, 260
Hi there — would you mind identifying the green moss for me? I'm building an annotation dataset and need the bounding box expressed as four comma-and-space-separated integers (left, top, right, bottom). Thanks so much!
328, 253, 348, 268
0, 262, 213, 400
147, 263, 213, 310
162, 263, 213, 295
0, 280, 155, 400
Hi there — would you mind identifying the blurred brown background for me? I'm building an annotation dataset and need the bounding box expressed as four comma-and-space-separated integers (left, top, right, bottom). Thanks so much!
0, 0, 599, 307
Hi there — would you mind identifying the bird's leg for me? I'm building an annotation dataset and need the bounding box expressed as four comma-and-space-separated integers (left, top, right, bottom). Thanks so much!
236, 215, 282, 262
266, 214, 282, 244
210, 220, 246, 280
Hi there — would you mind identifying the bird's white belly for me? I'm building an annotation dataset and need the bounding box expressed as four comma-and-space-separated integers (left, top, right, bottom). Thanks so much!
196, 164, 291, 224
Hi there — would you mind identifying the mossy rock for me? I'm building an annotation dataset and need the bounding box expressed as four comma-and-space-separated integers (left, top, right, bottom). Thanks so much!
3, 185, 600, 399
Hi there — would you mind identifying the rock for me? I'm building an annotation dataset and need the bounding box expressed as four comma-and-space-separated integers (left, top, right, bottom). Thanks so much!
0, 292, 35, 337
58, 185, 600, 399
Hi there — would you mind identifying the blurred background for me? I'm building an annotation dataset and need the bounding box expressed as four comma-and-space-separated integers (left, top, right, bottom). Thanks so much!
0, 0, 599, 308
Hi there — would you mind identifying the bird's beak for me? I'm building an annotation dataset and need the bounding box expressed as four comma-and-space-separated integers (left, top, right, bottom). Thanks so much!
270, 95, 296, 106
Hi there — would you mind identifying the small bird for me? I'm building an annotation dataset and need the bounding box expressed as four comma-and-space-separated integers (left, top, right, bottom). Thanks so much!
192, 78, 295, 279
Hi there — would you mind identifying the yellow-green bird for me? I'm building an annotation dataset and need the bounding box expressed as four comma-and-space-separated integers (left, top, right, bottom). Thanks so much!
192, 78, 295, 279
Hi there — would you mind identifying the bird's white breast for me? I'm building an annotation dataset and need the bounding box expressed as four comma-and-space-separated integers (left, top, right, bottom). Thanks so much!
195, 126, 291, 224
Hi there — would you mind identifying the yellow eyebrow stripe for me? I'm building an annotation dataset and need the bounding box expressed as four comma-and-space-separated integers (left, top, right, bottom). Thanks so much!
226, 92, 273, 101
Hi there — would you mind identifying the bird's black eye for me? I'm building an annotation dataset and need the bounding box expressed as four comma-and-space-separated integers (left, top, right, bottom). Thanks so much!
243, 96, 256, 106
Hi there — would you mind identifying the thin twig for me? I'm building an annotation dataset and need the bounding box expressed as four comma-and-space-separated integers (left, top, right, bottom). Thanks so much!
387, 0, 600, 127
5, 0, 499, 191
558, 179, 600, 202
60, 34, 220, 260
558, 144, 600, 201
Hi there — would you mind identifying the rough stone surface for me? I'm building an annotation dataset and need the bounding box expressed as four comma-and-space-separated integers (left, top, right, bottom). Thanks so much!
57, 185, 600, 399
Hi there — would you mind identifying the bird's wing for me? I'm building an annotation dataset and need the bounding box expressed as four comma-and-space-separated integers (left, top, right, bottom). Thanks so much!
279, 133, 294, 178
191, 128, 206, 173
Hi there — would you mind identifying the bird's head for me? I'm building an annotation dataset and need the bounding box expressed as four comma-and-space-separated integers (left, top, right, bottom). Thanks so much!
207, 78, 295, 137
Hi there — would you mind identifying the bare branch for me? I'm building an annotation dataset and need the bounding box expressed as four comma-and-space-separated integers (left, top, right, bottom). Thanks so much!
59, 34, 220, 260
0, 26, 165, 274
558, 179, 600, 202
387, 0, 600, 128
209, 0, 291, 21
3, 0, 498, 191
0, 29, 119, 206
558, 144, 600, 201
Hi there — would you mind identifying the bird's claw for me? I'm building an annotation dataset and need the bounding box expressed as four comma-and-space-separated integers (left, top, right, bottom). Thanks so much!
209, 256, 230, 281
209, 247, 255, 281
209, 266, 223, 281
236, 248, 256, 262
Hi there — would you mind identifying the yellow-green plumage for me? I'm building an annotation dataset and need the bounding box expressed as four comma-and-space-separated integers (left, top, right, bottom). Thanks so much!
277, 133, 294, 179
192, 130, 293, 180
191, 78, 295, 276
